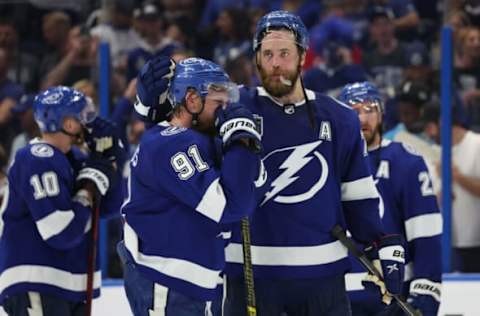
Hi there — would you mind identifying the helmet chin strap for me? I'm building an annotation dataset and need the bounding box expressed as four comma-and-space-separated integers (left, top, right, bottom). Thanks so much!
184, 98, 205, 127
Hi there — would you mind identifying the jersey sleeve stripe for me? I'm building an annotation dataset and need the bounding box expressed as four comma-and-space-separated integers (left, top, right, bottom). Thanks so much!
0, 265, 101, 294
345, 272, 368, 291
341, 176, 379, 201
404, 213, 443, 242
195, 178, 226, 223
124, 223, 222, 290
225, 240, 348, 266
36, 210, 75, 241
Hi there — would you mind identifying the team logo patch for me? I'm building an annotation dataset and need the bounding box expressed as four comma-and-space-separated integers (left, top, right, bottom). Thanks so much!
161, 126, 187, 136
261, 140, 329, 205
30, 144, 54, 158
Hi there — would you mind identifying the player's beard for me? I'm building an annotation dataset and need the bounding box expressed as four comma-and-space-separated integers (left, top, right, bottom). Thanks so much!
258, 60, 301, 98
363, 124, 381, 147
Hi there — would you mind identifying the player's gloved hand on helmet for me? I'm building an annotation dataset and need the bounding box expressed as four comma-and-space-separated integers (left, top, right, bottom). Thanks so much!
85, 117, 125, 163
407, 278, 441, 316
135, 56, 175, 122
214, 103, 262, 153
362, 235, 405, 305
76, 157, 116, 197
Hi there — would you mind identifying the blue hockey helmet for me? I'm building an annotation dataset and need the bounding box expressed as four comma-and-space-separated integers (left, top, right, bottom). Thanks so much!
338, 82, 384, 113
33, 86, 97, 133
168, 57, 239, 107
253, 10, 309, 52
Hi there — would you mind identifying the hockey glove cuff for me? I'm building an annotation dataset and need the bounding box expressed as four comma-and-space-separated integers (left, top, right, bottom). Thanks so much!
77, 159, 115, 196
215, 103, 262, 153
362, 235, 405, 304
408, 278, 441, 316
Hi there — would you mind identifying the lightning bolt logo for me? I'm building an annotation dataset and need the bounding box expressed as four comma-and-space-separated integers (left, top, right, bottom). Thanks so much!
261, 140, 323, 206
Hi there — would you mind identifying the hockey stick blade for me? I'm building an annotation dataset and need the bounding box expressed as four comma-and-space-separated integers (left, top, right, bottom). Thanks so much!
331, 225, 422, 316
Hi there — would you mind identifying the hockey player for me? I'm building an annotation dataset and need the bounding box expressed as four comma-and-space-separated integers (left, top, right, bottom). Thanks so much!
339, 82, 442, 316
117, 57, 264, 316
133, 11, 406, 316
0, 86, 124, 315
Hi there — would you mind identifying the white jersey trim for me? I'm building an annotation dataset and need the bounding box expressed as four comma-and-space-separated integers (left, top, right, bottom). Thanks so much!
36, 209, 75, 241
0, 265, 101, 294
225, 240, 348, 266
195, 178, 226, 223
404, 213, 443, 242
341, 176, 379, 201
124, 223, 222, 290
256, 87, 316, 107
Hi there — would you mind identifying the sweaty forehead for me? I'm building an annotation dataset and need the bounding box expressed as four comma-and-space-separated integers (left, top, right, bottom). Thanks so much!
260, 30, 297, 49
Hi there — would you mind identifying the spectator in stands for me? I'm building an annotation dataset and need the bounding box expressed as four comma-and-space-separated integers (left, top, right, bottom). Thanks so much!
90, 0, 141, 73
370, 0, 420, 37
127, 1, 178, 81
8, 94, 39, 165
304, 15, 368, 95
213, 8, 252, 67
0, 19, 39, 92
454, 26, 480, 110
270, 0, 322, 29
363, 5, 408, 98
225, 54, 256, 86
384, 80, 432, 141
423, 104, 480, 272
0, 47, 24, 152
41, 17, 96, 89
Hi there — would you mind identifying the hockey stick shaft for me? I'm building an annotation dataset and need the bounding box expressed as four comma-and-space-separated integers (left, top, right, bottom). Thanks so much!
331, 225, 421, 316
241, 217, 257, 316
85, 205, 100, 316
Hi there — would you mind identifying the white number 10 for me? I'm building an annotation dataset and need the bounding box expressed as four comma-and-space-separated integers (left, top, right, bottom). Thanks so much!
30, 172, 60, 200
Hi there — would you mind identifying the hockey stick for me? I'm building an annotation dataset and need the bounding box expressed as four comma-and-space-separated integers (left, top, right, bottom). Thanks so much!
85, 204, 100, 316
331, 225, 421, 316
241, 217, 257, 316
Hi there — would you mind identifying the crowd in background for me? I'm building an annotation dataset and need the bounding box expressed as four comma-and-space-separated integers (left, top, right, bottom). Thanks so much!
1, 0, 480, 277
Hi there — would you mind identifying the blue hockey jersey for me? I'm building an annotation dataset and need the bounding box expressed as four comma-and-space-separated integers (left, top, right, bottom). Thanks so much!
346, 140, 442, 302
0, 140, 122, 304
121, 122, 261, 301
225, 87, 384, 279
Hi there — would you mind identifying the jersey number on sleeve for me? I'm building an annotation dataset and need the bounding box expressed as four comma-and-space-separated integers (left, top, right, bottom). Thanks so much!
171, 145, 209, 180
30, 172, 60, 200
418, 171, 434, 196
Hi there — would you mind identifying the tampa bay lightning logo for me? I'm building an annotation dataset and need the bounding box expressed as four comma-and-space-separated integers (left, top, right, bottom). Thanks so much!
261, 140, 328, 205
30, 144, 54, 158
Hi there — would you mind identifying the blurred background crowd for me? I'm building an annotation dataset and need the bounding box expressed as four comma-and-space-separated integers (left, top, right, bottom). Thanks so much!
1, 0, 480, 277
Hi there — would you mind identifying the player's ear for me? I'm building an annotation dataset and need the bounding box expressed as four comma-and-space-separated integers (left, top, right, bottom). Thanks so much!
184, 90, 200, 112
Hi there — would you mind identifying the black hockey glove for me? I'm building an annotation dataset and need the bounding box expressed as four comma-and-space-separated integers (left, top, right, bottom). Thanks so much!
77, 157, 116, 197
214, 103, 262, 153
85, 117, 125, 163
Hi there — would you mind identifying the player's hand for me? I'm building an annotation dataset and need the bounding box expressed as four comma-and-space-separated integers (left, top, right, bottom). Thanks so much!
362, 235, 405, 304
214, 103, 262, 153
85, 117, 124, 163
77, 158, 116, 196
407, 279, 441, 316
134, 56, 175, 121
